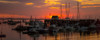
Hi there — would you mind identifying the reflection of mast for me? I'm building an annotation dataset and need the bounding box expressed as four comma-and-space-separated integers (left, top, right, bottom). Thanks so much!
0, 25, 6, 40
19, 32, 21, 40
0, 25, 2, 40
77, 2, 80, 20
55, 34, 57, 40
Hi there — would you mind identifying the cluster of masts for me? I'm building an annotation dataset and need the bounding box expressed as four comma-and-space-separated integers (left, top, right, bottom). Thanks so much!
60, 1, 80, 20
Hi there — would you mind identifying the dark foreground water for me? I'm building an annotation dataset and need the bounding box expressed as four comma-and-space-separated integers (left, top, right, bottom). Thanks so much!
0, 24, 100, 40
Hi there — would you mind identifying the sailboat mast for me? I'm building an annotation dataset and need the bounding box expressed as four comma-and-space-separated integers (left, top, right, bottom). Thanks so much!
77, 2, 80, 20
65, 3, 68, 18
30, 16, 33, 22
68, 3, 70, 18
65, 2, 70, 19
60, 4, 62, 19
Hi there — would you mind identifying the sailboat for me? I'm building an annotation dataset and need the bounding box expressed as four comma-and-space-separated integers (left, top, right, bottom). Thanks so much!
12, 20, 26, 31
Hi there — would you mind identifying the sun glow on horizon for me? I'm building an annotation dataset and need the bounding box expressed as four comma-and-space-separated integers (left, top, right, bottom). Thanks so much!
44, 13, 73, 19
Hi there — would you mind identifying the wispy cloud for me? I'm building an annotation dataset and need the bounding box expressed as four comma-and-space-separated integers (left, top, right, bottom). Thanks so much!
82, 6, 100, 8
25, 3, 34, 5
81, 2, 100, 5
0, 1, 20, 3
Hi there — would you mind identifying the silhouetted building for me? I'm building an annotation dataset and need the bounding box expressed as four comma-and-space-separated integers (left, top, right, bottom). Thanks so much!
52, 16, 59, 20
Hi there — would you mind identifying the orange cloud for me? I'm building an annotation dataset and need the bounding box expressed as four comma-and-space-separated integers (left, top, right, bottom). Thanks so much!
44, 0, 60, 6
49, 7, 60, 9
75, 0, 100, 5
82, 6, 100, 8
25, 3, 34, 5
76, 0, 83, 2
62, 4, 66, 6
81, 2, 100, 5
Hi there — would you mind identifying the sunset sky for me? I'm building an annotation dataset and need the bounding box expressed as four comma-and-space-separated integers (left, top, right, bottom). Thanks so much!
0, 0, 100, 19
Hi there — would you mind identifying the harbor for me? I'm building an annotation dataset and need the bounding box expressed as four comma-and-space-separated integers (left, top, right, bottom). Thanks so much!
0, 0, 100, 40
0, 16, 100, 40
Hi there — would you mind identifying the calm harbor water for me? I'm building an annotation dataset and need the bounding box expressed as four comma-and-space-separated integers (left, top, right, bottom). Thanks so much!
0, 23, 100, 40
